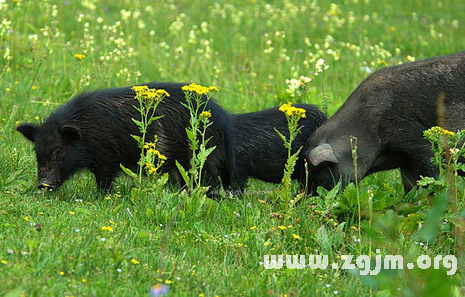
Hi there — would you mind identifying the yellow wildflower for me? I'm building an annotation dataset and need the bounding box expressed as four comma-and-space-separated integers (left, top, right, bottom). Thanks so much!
6, 88, 11, 92
148, 167, 157, 174
145, 89, 161, 101
132, 86, 167, 101
442, 129, 456, 136
424, 126, 457, 139
81, 277, 86, 283
131, 258, 140, 264
181, 83, 218, 95
250, 226, 257, 230
156, 89, 170, 97
278, 225, 287, 230
165, 280, 172, 284
24, 216, 29, 221
132, 85, 149, 96
68, 211, 75, 215
59, 271, 65, 276
279, 103, 290, 113
200, 111, 212, 119
293, 234, 301, 240
74, 54, 85, 61
155, 150, 167, 161
279, 103, 306, 118
1, 260, 7, 264
101, 226, 114, 232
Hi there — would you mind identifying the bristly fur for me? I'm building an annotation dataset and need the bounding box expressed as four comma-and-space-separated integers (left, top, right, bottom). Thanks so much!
232, 104, 327, 190
17, 82, 236, 195
304, 51, 465, 194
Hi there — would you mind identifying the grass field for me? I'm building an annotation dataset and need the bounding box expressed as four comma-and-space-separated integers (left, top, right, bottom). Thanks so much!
1, 0, 465, 296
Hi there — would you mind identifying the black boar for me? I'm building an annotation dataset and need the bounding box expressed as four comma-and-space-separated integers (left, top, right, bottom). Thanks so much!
232, 104, 327, 190
304, 51, 465, 194
16, 82, 236, 194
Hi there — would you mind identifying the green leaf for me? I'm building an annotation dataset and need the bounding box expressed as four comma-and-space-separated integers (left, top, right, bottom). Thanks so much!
131, 118, 144, 128
157, 173, 170, 187
5, 169, 23, 185
417, 176, 444, 187
136, 231, 150, 240
130, 188, 146, 199
415, 191, 449, 241
120, 164, 138, 180
132, 105, 142, 113
400, 213, 424, 235
185, 128, 196, 143
317, 183, 339, 200
340, 183, 358, 210
146, 208, 154, 217
112, 204, 123, 215
315, 225, 331, 255
131, 134, 141, 143
198, 146, 216, 162
274, 128, 288, 145
176, 160, 190, 185
283, 147, 302, 176
147, 115, 164, 126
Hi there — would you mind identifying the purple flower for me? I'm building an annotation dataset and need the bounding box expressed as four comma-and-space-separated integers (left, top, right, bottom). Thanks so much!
296, 49, 303, 53
150, 284, 169, 297
64, 1, 70, 5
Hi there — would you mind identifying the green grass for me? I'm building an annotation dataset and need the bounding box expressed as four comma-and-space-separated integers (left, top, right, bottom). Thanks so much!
1, 0, 465, 296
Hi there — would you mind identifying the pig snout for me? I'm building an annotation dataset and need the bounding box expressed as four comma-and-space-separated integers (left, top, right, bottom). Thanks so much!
38, 167, 60, 191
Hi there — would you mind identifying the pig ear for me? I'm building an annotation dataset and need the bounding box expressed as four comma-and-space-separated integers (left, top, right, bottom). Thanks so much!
17, 123, 38, 142
60, 125, 81, 141
308, 143, 338, 166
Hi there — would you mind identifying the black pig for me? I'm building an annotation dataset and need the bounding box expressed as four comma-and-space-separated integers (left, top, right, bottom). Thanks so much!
304, 51, 465, 194
17, 82, 236, 194
232, 104, 327, 190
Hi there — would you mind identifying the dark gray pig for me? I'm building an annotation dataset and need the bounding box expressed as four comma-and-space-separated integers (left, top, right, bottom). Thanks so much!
304, 51, 465, 193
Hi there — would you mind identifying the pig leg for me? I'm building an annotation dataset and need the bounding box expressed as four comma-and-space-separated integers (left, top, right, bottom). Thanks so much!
400, 147, 437, 194
203, 166, 224, 199
400, 167, 420, 193
92, 164, 116, 192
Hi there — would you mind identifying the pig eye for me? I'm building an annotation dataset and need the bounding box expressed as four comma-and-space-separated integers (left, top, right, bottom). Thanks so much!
51, 147, 63, 160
